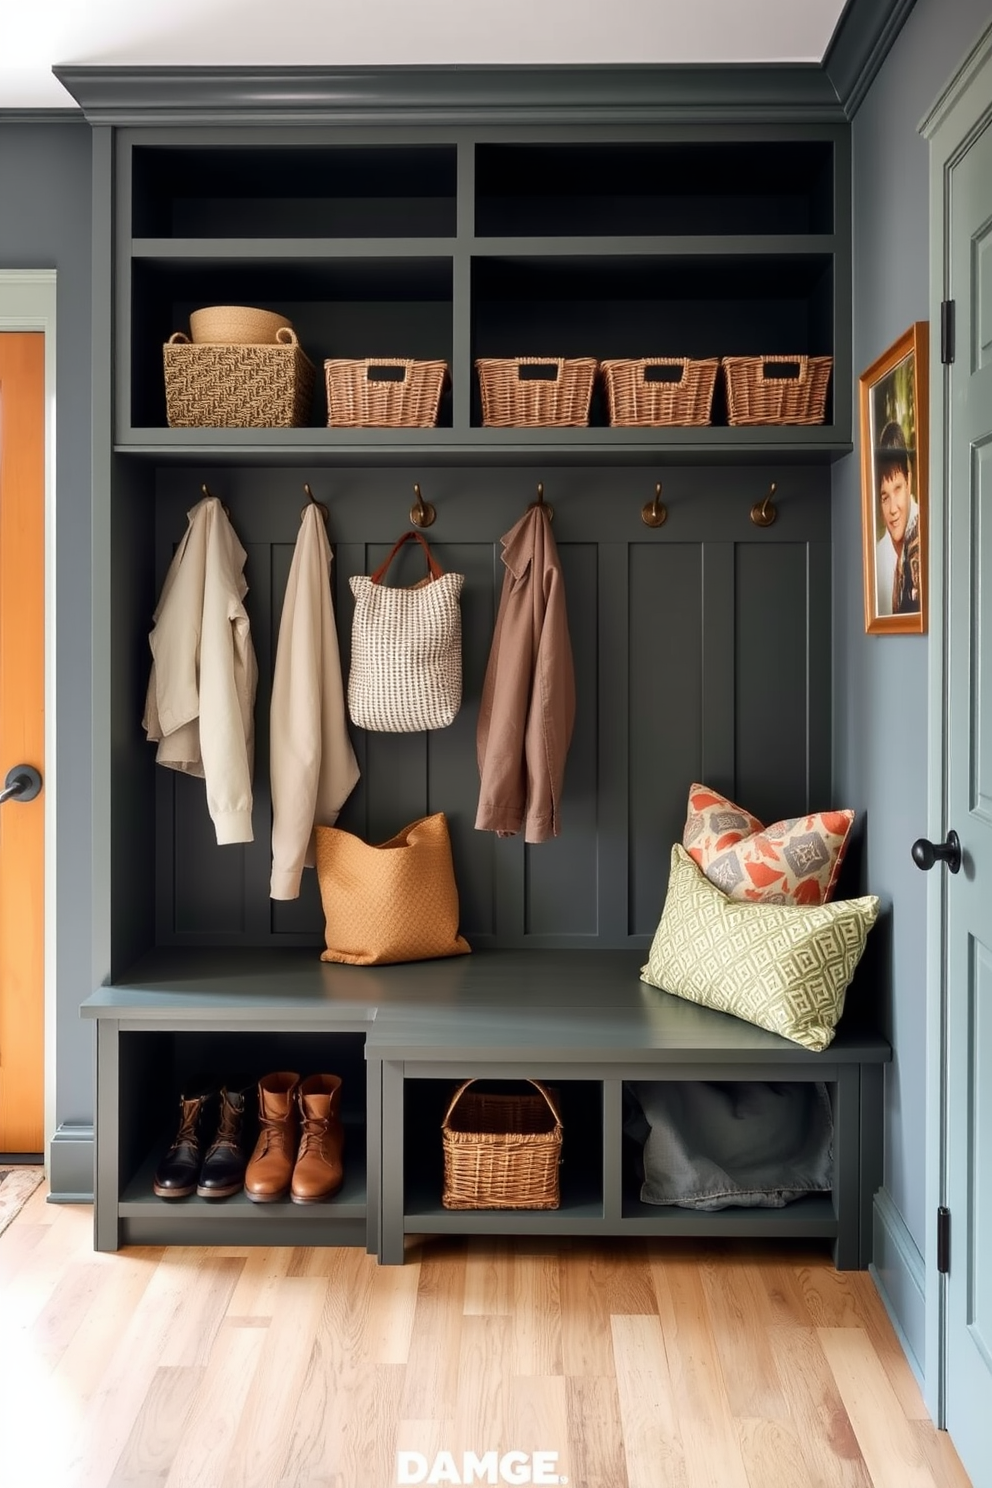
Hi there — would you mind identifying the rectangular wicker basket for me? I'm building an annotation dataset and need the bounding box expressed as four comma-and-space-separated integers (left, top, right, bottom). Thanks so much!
324, 358, 448, 427
601, 356, 720, 426
163, 329, 316, 428
722, 354, 833, 426
475, 356, 597, 427
441, 1079, 563, 1210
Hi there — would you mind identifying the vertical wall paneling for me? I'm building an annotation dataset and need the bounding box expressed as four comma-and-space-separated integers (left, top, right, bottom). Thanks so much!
128, 464, 831, 960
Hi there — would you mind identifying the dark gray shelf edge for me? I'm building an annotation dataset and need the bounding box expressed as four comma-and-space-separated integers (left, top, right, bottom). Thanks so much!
54, 63, 847, 125
405, 1196, 838, 1233
119, 1197, 366, 1220
112, 430, 854, 468
119, 1216, 367, 1246
131, 236, 839, 259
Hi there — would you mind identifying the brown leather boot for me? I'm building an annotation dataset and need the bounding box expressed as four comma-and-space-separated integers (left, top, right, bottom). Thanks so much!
291, 1074, 345, 1204
244, 1071, 299, 1203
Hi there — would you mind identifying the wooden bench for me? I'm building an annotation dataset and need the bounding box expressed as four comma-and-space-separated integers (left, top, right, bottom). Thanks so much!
82, 948, 889, 1267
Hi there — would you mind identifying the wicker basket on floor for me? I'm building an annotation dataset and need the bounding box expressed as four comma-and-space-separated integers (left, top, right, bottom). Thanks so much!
441, 1079, 563, 1210
163, 327, 316, 428
475, 356, 597, 427
601, 356, 720, 426
324, 358, 448, 427
722, 354, 833, 426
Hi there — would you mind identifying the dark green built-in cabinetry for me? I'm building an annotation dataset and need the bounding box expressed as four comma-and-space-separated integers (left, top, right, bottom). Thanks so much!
64, 67, 885, 1261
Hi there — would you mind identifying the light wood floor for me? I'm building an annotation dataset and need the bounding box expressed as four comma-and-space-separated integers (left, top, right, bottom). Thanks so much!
0, 1182, 973, 1488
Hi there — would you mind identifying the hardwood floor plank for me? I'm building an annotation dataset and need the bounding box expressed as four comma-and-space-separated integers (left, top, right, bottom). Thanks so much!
109, 1364, 203, 1486
566, 1375, 630, 1488
611, 1313, 687, 1488
699, 1251, 791, 1421
224, 1245, 294, 1319
508, 1375, 572, 1486
451, 1314, 512, 1463
510, 1249, 562, 1376
157, 1254, 244, 1367
161, 1320, 267, 1488
909, 1420, 975, 1488
817, 1327, 940, 1488
736, 1417, 818, 1488
363, 1249, 422, 1364
464, 1235, 513, 1316
220, 1275, 328, 1488
398, 1243, 467, 1419
768, 1325, 874, 1488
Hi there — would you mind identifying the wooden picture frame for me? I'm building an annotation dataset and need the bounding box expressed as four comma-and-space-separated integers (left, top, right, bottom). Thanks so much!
859, 321, 929, 634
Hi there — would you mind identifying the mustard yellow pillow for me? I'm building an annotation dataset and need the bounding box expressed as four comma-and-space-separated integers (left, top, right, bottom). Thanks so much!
641, 845, 879, 1051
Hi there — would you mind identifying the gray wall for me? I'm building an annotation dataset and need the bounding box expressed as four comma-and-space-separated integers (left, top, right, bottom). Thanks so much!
833, 0, 990, 1257
0, 122, 94, 1192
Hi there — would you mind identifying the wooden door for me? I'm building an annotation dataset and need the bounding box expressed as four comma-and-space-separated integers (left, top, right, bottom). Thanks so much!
0, 332, 45, 1157
942, 94, 992, 1486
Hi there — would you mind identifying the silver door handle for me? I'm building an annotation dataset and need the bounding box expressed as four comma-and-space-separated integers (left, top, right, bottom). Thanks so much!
0, 764, 42, 805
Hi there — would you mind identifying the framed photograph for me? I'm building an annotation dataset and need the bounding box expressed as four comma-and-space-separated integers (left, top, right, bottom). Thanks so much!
859, 321, 929, 634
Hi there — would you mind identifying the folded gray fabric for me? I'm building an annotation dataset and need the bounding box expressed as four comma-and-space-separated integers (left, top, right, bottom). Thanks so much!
625, 1080, 833, 1210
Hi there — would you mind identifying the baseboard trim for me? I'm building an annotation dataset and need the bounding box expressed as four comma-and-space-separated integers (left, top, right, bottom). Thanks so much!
870, 1186, 926, 1391
47, 1124, 94, 1203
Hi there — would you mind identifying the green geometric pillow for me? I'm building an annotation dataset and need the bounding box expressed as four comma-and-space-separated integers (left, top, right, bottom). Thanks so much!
641, 845, 880, 1051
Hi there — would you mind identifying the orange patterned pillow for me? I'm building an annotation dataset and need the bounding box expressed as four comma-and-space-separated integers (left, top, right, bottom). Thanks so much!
683, 783, 855, 906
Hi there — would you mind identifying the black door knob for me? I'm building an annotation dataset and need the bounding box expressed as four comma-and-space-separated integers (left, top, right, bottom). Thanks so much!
911, 830, 961, 873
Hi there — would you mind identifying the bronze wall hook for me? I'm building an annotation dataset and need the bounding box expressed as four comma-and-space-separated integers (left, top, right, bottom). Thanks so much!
301, 482, 330, 524
201, 483, 231, 518
750, 481, 778, 527
529, 482, 554, 521
410, 483, 437, 528
641, 481, 668, 528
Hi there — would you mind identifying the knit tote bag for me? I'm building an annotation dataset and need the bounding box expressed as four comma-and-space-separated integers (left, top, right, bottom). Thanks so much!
315, 812, 472, 965
348, 531, 463, 732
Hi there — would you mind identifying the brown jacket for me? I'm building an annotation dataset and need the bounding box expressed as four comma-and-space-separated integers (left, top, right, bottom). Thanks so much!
475, 506, 576, 842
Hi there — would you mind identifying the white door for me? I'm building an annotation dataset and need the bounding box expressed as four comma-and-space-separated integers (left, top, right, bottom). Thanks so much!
930, 52, 992, 1487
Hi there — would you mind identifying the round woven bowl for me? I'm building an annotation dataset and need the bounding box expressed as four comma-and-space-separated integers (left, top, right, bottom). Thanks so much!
189, 305, 294, 345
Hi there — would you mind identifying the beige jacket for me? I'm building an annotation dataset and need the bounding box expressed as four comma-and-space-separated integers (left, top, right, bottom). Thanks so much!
269, 506, 359, 899
475, 505, 576, 842
142, 496, 258, 845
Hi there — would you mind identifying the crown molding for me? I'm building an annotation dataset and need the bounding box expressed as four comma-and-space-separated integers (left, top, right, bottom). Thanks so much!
52, 62, 847, 126
824, 0, 920, 117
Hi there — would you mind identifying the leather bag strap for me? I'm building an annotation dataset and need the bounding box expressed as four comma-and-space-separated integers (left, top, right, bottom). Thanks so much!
370, 529, 444, 586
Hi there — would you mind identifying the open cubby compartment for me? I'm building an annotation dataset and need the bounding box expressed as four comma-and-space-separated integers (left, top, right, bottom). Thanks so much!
116, 1027, 368, 1203
403, 1077, 604, 1221
470, 255, 835, 428
618, 1076, 839, 1236
474, 139, 835, 237
126, 256, 455, 431
130, 142, 459, 239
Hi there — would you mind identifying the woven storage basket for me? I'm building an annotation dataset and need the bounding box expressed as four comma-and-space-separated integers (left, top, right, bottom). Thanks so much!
163, 327, 316, 428
601, 356, 720, 426
475, 356, 597, 427
722, 354, 833, 426
324, 358, 448, 427
441, 1079, 563, 1210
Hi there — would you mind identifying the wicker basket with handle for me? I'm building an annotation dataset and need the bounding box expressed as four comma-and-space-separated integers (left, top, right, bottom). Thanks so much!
722, 354, 833, 426
441, 1078, 563, 1210
324, 358, 448, 427
601, 356, 720, 426
163, 326, 316, 428
475, 356, 597, 427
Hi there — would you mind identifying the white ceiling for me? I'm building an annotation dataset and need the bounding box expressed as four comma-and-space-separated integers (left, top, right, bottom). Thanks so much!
1, 0, 850, 111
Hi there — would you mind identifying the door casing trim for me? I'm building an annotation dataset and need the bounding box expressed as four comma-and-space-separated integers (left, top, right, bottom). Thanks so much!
0, 270, 57, 1168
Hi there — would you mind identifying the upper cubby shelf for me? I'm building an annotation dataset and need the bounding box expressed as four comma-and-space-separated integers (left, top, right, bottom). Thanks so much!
117, 126, 850, 456
474, 141, 835, 238
130, 144, 459, 239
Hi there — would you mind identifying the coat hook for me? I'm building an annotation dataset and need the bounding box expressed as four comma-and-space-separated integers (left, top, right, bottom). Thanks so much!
410, 483, 436, 529
750, 481, 778, 527
529, 481, 554, 521
201, 483, 230, 518
301, 482, 330, 524
641, 481, 668, 528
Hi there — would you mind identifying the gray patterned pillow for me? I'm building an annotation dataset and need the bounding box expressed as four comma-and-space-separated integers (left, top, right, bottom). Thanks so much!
641, 845, 879, 1051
